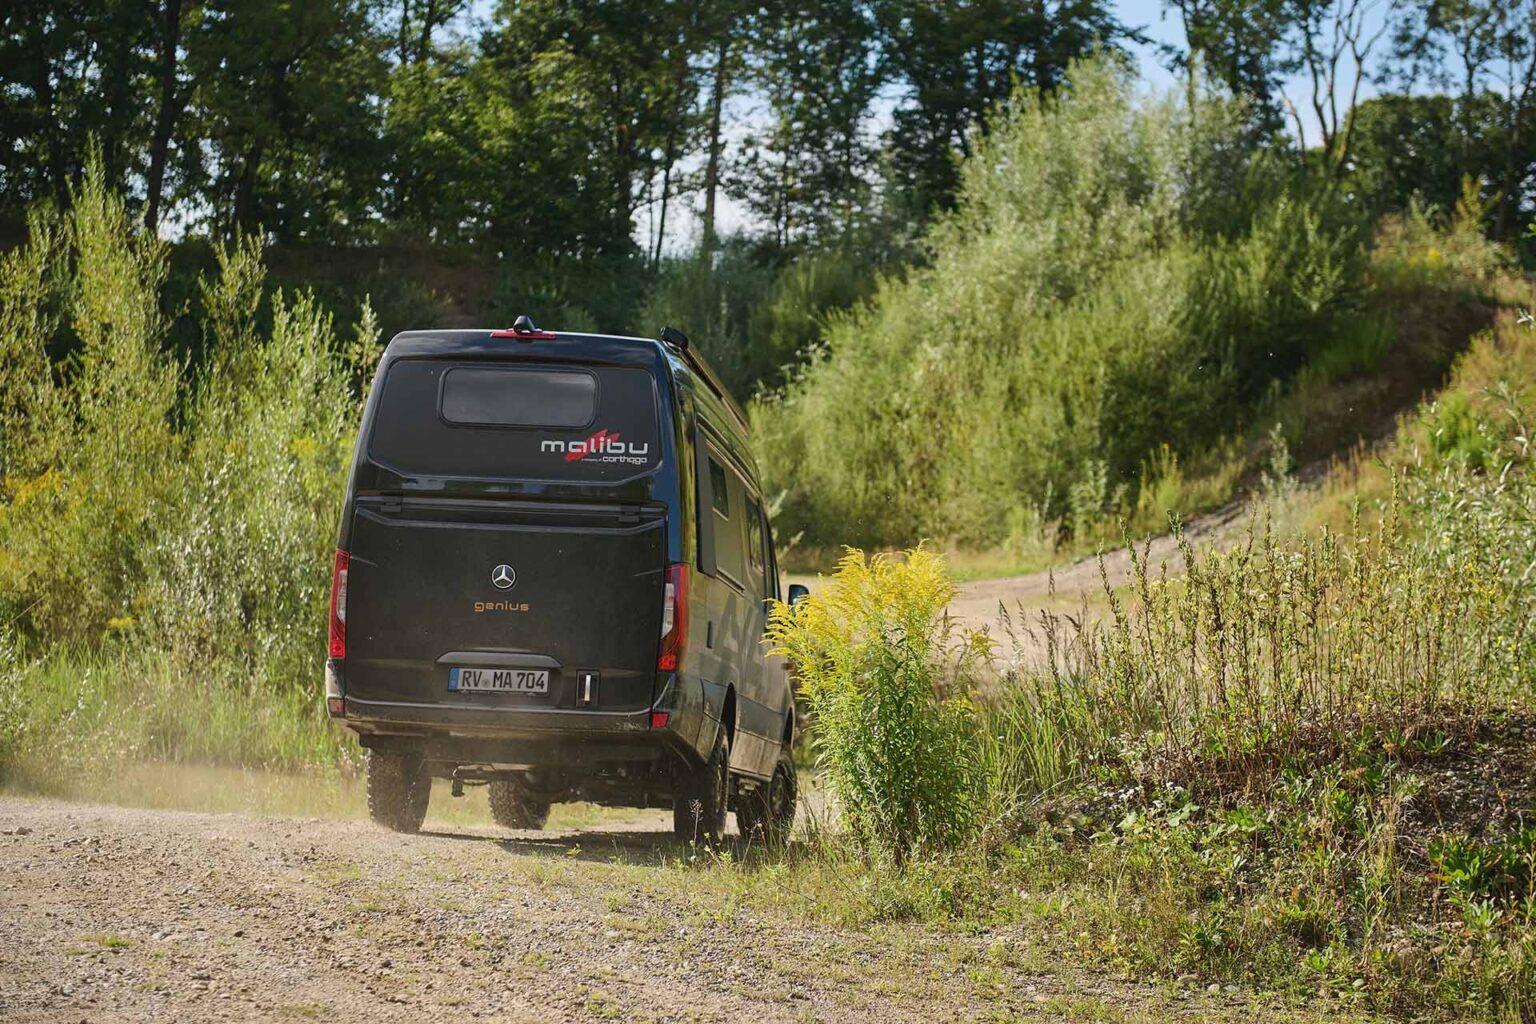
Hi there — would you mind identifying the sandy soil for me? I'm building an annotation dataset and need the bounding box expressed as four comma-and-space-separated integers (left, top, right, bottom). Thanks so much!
0, 796, 1343, 1024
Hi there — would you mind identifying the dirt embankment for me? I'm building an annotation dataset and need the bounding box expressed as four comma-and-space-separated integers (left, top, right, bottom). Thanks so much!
0, 797, 1325, 1024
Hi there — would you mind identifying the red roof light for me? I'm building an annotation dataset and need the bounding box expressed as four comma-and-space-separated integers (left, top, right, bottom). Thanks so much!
490, 328, 558, 340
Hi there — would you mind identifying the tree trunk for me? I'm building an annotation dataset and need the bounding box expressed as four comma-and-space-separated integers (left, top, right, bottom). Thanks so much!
652, 51, 692, 268
653, 157, 672, 268
399, 0, 412, 64
1494, 41, 1536, 240
145, 0, 186, 233
701, 37, 728, 259
417, 0, 440, 63
233, 136, 265, 234
25, 18, 70, 209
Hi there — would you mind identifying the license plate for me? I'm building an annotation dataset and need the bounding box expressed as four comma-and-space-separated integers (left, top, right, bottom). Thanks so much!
448, 667, 549, 694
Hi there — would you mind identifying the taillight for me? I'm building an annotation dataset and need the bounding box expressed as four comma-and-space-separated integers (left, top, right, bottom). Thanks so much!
328, 549, 349, 659
657, 563, 688, 671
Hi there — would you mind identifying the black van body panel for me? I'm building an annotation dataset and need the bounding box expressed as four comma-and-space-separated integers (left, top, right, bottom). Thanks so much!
345, 499, 666, 712
339, 331, 687, 560
330, 328, 790, 810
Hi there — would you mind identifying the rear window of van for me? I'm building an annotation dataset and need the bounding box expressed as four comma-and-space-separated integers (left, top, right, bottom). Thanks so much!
367, 360, 662, 482
440, 366, 596, 428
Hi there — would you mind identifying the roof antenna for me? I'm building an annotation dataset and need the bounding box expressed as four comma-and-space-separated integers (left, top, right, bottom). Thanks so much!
512, 314, 540, 334
660, 325, 689, 352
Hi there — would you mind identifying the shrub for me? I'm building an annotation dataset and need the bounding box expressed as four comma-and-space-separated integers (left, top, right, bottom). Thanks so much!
753, 57, 1366, 549
0, 156, 367, 772
640, 240, 876, 400
765, 548, 992, 861
638, 241, 775, 397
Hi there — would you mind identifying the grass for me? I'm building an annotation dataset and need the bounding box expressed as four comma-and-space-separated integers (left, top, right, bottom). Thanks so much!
0, 643, 351, 780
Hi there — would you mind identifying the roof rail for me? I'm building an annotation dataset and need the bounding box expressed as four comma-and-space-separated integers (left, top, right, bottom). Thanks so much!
659, 326, 748, 431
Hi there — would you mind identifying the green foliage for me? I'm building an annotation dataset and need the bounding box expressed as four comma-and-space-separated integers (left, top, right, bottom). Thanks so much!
756, 59, 1364, 548
734, 0, 884, 251
0, 157, 362, 773
1432, 829, 1536, 904
765, 548, 993, 861
642, 241, 876, 398
639, 243, 776, 397
0, 155, 179, 644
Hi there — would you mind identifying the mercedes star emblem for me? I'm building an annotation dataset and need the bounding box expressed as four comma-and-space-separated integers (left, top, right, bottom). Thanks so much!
490, 564, 517, 590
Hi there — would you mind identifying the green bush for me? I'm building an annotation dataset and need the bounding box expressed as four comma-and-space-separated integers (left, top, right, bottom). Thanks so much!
753, 57, 1364, 549
765, 547, 993, 861
638, 241, 776, 397
0, 155, 366, 773
640, 240, 875, 400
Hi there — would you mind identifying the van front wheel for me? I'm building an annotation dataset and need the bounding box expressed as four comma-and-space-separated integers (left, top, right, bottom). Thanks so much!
366, 750, 430, 833
488, 779, 550, 830
673, 729, 729, 842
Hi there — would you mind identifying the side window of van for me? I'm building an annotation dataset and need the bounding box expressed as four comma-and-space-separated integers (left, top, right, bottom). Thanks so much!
707, 453, 747, 587
708, 458, 730, 518
745, 500, 768, 600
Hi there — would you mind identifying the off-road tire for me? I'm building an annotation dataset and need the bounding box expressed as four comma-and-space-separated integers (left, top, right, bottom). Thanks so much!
366, 750, 430, 833
487, 779, 551, 831
673, 729, 729, 842
736, 752, 797, 844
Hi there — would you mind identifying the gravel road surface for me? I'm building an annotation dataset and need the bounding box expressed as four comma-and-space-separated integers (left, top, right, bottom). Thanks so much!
0, 796, 1337, 1024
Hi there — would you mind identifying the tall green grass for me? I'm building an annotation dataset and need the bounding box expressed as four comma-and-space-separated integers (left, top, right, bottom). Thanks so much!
0, 154, 365, 776
754, 58, 1366, 550
774, 444, 1536, 1016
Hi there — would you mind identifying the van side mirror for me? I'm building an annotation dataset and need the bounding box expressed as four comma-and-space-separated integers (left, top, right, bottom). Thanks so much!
787, 583, 810, 606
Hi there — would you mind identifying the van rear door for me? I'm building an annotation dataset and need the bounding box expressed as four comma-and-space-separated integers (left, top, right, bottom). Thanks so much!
342, 357, 668, 716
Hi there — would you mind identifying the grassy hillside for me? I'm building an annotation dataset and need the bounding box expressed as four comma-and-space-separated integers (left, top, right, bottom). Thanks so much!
753, 61, 1518, 572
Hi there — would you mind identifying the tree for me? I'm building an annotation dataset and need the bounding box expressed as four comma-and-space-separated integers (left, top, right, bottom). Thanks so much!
144, 0, 207, 234
394, 0, 468, 66
184, 0, 390, 239
0, 2, 157, 214
698, 4, 749, 259
1346, 93, 1465, 212
875, 0, 1128, 223
1392, 0, 1536, 236
1165, 0, 1293, 135
1282, 0, 1392, 178
478, 0, 706, 259
732, 0, 884, 255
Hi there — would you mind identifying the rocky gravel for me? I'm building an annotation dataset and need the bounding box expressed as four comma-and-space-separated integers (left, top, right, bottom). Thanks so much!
0, 796, 1342, 1023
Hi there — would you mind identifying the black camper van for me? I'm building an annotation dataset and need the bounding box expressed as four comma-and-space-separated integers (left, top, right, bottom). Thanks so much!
324, 320, 801, 842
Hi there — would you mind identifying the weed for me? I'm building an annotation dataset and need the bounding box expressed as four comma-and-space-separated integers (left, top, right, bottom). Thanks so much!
766, 548, 992, 861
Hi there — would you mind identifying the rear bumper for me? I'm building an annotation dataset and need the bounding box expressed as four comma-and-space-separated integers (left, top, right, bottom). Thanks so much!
334, 696, 701, 770
327, 658, 710, 770
342, 696, 653, 738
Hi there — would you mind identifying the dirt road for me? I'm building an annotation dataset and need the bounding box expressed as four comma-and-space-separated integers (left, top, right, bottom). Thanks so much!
789, 499, 1253, 661
0, 796, 1337, 1024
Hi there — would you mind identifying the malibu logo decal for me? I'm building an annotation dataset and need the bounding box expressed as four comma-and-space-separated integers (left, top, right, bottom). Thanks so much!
541, 428, 651, 466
